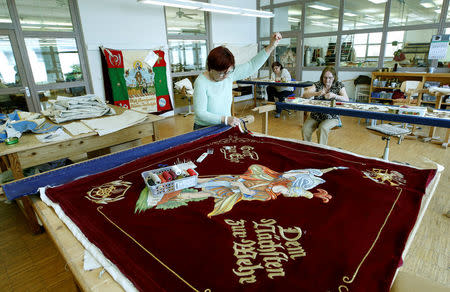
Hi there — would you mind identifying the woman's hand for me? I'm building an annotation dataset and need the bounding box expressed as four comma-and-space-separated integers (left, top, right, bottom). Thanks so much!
265, 32, 282, 54
324, 92, 336, 100
225, 116, 241, 127
317, 88, 327, 97
270, 32, 282, 48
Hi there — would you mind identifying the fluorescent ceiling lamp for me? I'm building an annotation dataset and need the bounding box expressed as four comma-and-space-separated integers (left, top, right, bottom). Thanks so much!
344, 12, 357, 17
137, 0, 274, 18
138, 0, 201, 9
420, 0, 434, 8
200, 3, 241, 15
311, 21, 330, 27
241, 8, 273, 18
309, 15, 327, 19
308, 4, 333, 11
367, 0, 387, 4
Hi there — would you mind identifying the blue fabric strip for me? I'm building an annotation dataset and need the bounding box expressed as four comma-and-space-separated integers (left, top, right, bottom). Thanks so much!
277, 102, 450, 128
3, 125, 229, 200
236, 80, 313, 88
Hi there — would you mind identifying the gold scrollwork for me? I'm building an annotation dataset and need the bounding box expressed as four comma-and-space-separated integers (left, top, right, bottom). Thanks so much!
338, 188, 403, 290
221, 145, 259, 163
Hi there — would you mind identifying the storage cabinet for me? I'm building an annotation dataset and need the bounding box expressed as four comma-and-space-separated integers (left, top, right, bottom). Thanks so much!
369, 72, 450, 109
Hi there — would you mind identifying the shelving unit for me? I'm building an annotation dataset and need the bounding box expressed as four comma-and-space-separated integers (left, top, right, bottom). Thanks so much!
369, 72, 450, 107
325, 42, 353, 64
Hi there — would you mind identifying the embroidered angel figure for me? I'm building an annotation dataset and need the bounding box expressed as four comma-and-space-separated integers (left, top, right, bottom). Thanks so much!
136, 164, 347, 217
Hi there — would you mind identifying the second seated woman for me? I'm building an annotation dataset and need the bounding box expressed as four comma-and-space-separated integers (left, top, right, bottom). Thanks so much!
266, 61, 294, 118
302, 66, 349, 145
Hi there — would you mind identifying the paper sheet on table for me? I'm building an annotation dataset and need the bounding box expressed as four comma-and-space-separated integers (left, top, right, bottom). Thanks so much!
63, 122, 93, 136
81, 110, 148, 136
35, 128, 72, 143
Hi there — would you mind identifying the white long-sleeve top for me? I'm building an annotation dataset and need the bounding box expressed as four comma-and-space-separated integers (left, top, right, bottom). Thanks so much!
271, 68, 294, 92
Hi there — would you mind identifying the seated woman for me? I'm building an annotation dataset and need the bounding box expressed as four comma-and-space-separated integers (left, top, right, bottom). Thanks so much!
193, 33, 282, 130
302, 66, 349, 145
266, 61, 294, 118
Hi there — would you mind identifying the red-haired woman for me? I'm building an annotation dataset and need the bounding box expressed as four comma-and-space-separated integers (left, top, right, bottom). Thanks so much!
193, 32, 282, 130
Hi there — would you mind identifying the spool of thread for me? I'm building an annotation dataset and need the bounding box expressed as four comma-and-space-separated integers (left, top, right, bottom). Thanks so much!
146, 178, 155, 186
149, 172, 161, 184
158, 174, 167, 183
162, 171, 172, 182
171, 165, 182, 176
168, 170, 177, 180
186, 168, 197, 176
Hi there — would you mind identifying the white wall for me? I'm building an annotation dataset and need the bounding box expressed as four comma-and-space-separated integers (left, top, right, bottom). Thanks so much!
77, 0, 258, 105
209, 0, 257, 46
78, 0, 168, 101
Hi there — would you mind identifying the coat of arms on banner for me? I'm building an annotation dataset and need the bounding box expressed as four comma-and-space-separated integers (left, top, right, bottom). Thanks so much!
101, 47, 173, 114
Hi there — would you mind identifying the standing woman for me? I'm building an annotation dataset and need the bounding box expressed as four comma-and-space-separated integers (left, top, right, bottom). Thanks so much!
193, 33, 282, 130
302, 66, 349, 145
266, 61, 294, 118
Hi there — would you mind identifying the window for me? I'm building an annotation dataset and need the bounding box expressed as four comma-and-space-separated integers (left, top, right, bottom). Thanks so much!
343, 0, 385, 30
274, 5, 301, 32
0, 0, 91, 113
275, 37, 297, 77
384, 29, 437, 67
16, 0, 73, 31
0, 36, 20, 87
168, 40, 207, 73
165, 7, 206, 36
305, 1, 339, 33
25, 38, 82, 85
0, 0, 11, 23
304, 36, 337, 67
389, 0, 443, 27
340, 32, 381, 67
165, 6, 208, 112
259, 14, 271, 38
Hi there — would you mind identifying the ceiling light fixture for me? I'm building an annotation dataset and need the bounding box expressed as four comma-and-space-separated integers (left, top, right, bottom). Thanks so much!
420, 0, 434, 8
308, 4, 333, 11
367, 0, 388, 4
138, 0, 200, 9
137, 0, 274, 18
344, 12, 357, 17
200, 3, 241, 15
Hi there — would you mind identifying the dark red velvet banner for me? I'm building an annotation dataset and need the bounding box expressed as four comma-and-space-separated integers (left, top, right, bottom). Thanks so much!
44, 128, 436, 292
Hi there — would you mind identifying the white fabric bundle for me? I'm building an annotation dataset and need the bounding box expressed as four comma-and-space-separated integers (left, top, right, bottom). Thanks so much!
42, 94, 116, 123
174, 78, 194, 95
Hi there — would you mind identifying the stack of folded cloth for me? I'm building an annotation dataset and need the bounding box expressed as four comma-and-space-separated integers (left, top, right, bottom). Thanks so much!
42, 94, 115, 123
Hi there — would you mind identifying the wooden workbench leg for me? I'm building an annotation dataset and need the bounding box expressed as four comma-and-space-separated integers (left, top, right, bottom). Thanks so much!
152, 121, 160, 141
262, 112, 269, 135
8, 153, 43, 234
253, 84, 257, 108
428, 126, 437, 139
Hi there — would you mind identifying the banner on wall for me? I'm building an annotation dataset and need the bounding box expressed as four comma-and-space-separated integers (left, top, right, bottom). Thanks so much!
101, 47, 173, 114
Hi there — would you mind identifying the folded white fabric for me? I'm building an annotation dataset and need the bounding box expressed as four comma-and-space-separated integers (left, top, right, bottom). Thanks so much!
42, 94, 116, 123
174, 78, 194, 95
81, 110, 148, 136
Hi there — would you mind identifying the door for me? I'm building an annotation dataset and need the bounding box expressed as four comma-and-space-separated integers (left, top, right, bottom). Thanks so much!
0, 0, 91, 114
0, 29, 35, 112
